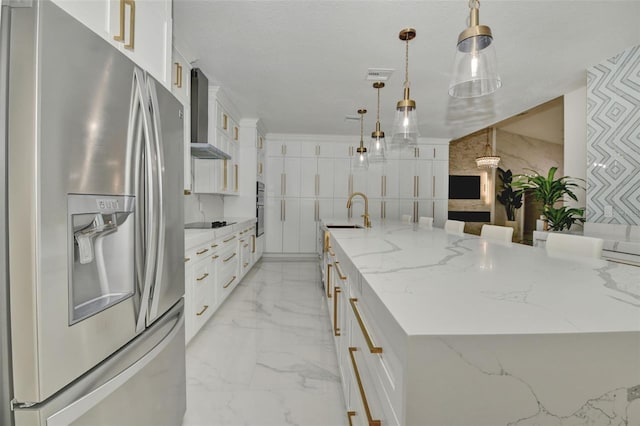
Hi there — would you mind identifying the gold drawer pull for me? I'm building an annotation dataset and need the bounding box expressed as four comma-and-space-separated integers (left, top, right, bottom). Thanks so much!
196, 272, 209, 281
350, 298, 383, 354
243, 262, 249, 268
223, 275, 236, 289
333, 286, 341, 337
334, 261, 347, 281
223, 235, 236, 243
184, 257, 190, 263
329, 249, 335, 257
196, 248, 209, 255
114, 0, 135, 50
196, 305, 209, 316
243, 244, 248, 248
347, 411, 356, 426
211, 243, 219, 248
223, 253, 236, 263
326, 263, 332, 298
211, 255, 219, 260
349, 347, 381, 426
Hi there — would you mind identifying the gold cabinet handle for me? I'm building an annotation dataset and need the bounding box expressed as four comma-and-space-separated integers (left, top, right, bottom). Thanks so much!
211, 255, 219, 260
323, 231, 330, 253
223, 275, 236, 289
196, 305, 209, 316
184, 257, 190, 263
234, 126, 239, 141
243, 262, 249, 268
196, 272, 209, 281
234, 164, 239, 192
334, 261, 347, 281
223, 235, 236, 243
223, 113, 228, 131
329, 249, 335, 257
211, 243, 219, 248
349, 347, 382, 426
349, 298, 383, 354
223, 252, 236, 263
174, 62, 182, 88
223, 159, 228, 191
347, 411, 356, 426
326, 263, 332, 299
251, 235, 256, 253
196, 248, 209, 255
114, 0, 135, 49
333, 286, 341, 336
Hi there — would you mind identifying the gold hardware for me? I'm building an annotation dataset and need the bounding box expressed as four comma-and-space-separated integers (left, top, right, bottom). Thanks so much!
323, 231, 330, 252
326, 263, 332, 298
347, 411, 356, 426
223, 235, 236, 243
334, 261, 347, 281
114, 0, 135, 50
315, 174, 319, 196
196, 248, 209, 255
433, 175, 436, 198
251, 235, 256, 253
416, 175, 420, 197
413, 176, 418, 197
174, 62, 182, 88
349, 347, 381, 426
223, 160, 228, 191
243, 244, 248, 248
258, 162, 263, 175
211, 243, 219, 248
223, 253, 236, 263
196, 272, 209, 281
349, 298, 383, 354
223, 275, 236, 289
258, 136, 263, 149
184, 189, 192, 195
333, 286, 341, 336
184, 257, 190, 263
243, 262, 249, 268
347, 192, 371, 228
234, 127, 239, 141
348, 174, 353, 194
211, 255, 219, 260
223, 113, 228, 130
329, 249, 335, 257
234, 164, 238, 192
196, 305, 209, 316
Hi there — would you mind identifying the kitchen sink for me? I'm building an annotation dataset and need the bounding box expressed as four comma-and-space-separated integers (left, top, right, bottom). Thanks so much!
326, 224, 364, 229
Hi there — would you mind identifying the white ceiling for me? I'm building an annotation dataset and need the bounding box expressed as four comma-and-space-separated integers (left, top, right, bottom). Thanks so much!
173, 1, 640, 141
496, 97, 564, 144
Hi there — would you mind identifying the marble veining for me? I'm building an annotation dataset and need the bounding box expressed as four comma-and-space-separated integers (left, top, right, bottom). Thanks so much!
182, 261, 347, 426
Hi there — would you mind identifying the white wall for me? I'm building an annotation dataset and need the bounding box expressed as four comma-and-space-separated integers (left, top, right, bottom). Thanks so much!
184, 193, 224, 223
564, 86, 587, 211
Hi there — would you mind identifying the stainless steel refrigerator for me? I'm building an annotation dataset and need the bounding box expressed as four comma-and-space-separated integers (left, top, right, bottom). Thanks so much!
0, 1, 186, 425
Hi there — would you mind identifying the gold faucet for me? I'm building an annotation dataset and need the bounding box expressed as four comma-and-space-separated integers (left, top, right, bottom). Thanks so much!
346, 192, 371, 228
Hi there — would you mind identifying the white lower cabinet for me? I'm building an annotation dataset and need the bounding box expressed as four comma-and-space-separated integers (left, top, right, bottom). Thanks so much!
184, 220, 258, 344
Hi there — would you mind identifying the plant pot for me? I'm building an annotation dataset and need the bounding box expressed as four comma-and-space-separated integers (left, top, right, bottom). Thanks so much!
505, 220, 518, 242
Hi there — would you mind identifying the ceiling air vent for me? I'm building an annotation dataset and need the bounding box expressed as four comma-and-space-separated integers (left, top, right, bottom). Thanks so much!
366, 68, 394, 81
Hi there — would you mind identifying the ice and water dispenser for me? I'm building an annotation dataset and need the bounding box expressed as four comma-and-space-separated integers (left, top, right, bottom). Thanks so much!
68, 194, 136, 325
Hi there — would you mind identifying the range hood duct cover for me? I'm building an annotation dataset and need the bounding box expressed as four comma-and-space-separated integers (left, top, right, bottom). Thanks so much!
190, 68, 230, 159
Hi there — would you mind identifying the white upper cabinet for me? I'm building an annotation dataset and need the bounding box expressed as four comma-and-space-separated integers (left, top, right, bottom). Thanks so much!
51, 0, 172, 88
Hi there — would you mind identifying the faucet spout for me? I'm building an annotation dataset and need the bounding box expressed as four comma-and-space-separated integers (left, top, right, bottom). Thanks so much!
346, 192, 372, 228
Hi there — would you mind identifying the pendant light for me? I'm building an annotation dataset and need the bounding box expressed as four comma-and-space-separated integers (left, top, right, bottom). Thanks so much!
391, 28, 418, 148
353, 109, 369, 171
369, 82, 387, 163
475, 129, 500, 168
449, 0, 501, 98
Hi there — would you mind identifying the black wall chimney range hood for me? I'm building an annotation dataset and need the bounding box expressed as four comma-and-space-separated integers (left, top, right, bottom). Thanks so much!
190, 68, 231, 159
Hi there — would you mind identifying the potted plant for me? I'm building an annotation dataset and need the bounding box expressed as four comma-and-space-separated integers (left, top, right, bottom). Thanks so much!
496, 168, 523, 222
512, 166, 585, 231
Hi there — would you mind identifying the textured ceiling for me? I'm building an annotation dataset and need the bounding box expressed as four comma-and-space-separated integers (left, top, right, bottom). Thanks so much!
173, 0, 640, 140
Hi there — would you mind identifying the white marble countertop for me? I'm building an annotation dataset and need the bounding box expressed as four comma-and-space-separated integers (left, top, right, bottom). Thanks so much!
324, 218, 640, 336
185, 217, 255, 250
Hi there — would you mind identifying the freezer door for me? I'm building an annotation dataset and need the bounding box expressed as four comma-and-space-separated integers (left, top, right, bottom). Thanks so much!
13, 300, 186, 426
7, 2, 145, 403
145, 77, 185, 324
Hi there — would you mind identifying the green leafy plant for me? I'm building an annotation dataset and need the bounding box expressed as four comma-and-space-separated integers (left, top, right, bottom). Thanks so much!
512, 166, 585, 231
496, 168, 523, 221
543, 206, 585, 231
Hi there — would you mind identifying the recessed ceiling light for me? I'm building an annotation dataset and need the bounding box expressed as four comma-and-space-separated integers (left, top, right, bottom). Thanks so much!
366, 68, 394, 81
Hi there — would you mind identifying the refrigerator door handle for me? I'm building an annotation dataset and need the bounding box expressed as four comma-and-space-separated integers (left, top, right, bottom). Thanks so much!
145, 77, 165, 321
130, 68, 158, 334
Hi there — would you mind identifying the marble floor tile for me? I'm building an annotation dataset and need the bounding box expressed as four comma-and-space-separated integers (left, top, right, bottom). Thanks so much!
183, 260, 348, 426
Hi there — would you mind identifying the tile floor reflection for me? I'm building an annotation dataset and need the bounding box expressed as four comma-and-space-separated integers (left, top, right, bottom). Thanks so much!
182, 260, 347, 426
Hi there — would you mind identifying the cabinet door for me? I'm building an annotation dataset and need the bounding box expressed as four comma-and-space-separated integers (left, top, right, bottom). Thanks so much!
416, 160, 434, 200
299, 157, 318, 198
382, 160, 399, 199
317, 158, 335, 198
299, 142, 319, 158
171, 48, 190, 104
283, 157, 301, 197
433, 160, 449, 200
265, 198, 283, 253
351, 171, 367, 195
298, 199, 318, 254
397, 159, 417, 199
366, 166, 384, 198
281, 198, 300, 253
434, 144, 449, 161
333, 158, 351, 199
265, 157, 283, 197
192, 158, 215, 193
433, 199, 449, 228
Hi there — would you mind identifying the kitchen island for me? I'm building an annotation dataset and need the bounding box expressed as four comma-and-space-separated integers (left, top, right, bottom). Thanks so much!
322, 219, 640, 426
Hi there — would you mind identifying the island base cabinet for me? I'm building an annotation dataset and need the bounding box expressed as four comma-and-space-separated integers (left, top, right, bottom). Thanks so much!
404, 332, 640, 426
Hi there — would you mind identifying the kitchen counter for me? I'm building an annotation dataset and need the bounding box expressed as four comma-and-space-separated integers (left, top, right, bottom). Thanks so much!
323, 218, 640, 425
184, 217, 256, 249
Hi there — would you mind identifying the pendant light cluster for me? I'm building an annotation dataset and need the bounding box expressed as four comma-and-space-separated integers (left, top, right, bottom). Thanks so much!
351, 1, 500, 170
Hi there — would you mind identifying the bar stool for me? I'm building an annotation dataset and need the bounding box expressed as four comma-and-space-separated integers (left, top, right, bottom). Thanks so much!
480, 224, 513, 242
545, 233, 604, 259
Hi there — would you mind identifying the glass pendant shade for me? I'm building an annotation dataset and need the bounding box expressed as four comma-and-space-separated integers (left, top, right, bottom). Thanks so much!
449, 2, 501, 98
369, 82, 387, 163
353, 109, 369, 171
391, 28, 419, 149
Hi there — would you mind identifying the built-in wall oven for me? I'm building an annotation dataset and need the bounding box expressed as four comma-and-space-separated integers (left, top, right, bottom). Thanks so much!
256, 181, 265, 237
